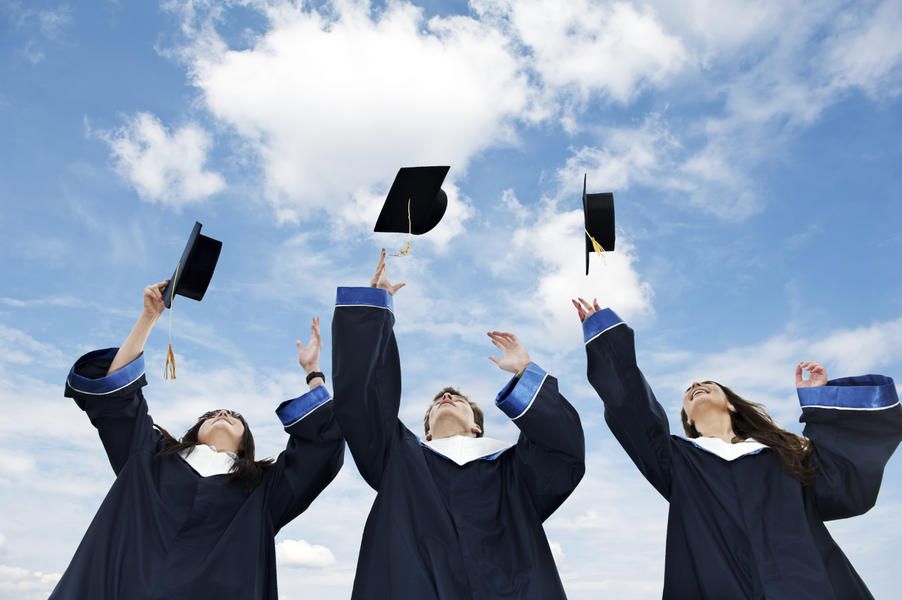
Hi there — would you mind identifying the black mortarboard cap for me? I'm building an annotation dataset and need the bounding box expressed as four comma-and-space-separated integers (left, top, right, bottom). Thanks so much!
374, 166, 450, 235
162, 222, 222, 308
583, 174, 615, 275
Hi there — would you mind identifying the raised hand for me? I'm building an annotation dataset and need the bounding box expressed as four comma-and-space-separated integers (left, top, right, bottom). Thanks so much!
296, 317, 322, 374
370, 248, 406, 296
487, 331, 531, 375
570, 297, 602, 323
796, 361, 828, 388
143, 280, 169, 321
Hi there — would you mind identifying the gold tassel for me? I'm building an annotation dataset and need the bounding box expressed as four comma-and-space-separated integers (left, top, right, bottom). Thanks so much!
164, 343, 177, 380
391, 197, 413, 257
164, 261, 180, 380
585, 229, 607, 264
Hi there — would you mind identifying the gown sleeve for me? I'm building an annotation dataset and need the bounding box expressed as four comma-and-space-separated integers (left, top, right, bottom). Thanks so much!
64, 348, 155, 475
583, 309, 674, 499
496, 362, 586, 521
331, 287, 402, 490
798, 374, 902, 520
268, 385, 345, 533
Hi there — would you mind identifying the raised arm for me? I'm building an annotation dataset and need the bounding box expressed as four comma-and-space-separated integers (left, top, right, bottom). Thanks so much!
575, 298, 673, 499
796, 361, 902, 520
489, 331, 585, 521
267, 317, 345, 532
64, 282, 167, 474
331, 249, 405, 490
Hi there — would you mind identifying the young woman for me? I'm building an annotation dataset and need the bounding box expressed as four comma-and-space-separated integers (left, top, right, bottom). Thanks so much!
50, 281, 344, 599
572, 297, 902, 599
331, 249, 584, 599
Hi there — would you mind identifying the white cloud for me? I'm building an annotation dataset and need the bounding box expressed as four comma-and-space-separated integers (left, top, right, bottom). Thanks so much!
475, 0, 689, 103
98, 112, 225, 206
821, 0, 902, 97
558, 113, 761, 220
0, 565, 60, 600
275, 539, 337, 569
178, 0, 532, 236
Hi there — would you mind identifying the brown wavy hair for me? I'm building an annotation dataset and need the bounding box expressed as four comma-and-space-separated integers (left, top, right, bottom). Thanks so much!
681, 382, 815, 485
155, 413, 274, 494
424, 387, 484, 438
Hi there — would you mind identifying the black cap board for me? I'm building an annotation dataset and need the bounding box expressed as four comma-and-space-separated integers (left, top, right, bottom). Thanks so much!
583, 174, 615, 275
162, 222, 222, 308
374, 166, 450, 235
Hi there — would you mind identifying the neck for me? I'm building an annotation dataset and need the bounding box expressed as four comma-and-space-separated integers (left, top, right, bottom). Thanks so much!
429, 422, 476, 441
693, 410, 737, 444
201, 434, 239, 454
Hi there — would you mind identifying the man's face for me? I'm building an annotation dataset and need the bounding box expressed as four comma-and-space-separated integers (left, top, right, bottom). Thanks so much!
427, 389, 478, 440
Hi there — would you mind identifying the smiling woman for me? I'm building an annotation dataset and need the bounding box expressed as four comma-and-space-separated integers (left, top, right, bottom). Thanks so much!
48, 283, 345, 600
573, 297, 902, 599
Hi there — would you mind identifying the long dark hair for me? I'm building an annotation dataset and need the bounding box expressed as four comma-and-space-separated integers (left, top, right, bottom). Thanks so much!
681, 382, 816, 485
155, 413, 274, 494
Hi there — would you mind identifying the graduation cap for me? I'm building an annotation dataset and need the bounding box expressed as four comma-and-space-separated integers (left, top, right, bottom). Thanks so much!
374, 166, 450, 255
582, 174, 616, 275
162, 222, 222, 308
160, 221, 222, 379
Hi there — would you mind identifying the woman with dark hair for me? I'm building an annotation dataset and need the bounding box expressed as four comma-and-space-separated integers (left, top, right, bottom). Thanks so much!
50, 281, 344, 599
573, 298, 902, 599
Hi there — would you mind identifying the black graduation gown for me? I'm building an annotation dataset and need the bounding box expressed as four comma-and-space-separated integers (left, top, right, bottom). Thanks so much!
582, 308, 902, 600
50, 348, 345, 600
331, 287, 585, 600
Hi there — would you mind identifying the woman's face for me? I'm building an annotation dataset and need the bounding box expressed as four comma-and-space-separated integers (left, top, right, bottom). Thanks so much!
682, 381, 731, 424
427, 390, 477, 440
197, 409, 245, 451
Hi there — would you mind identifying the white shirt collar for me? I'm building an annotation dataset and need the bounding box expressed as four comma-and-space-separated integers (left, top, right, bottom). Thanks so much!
422, 435, 514, 466
687, 436, 768, 461
179, 444, 237, 477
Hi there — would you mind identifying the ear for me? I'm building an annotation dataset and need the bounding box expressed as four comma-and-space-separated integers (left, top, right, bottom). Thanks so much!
425, 433, 432, 441
471, 424, 482, 435
727, 404, 736, 413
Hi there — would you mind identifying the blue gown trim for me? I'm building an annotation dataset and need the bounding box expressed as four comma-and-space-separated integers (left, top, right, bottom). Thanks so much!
798, 374, 899, 411
495, 362, 548, 420
67, 348, 145, 395
335, 286, 394, 313
583, 308, 625, 344
276, 385, 333, 427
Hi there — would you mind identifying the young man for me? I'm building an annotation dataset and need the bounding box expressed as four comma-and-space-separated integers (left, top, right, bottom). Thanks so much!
332, 249, 585, 599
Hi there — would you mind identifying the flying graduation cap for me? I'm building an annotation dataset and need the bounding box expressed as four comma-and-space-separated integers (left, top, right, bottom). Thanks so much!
160, 221, 222, 379
374, 166, 450, 255
582, 174, 616, 275
162, 222, 222, 308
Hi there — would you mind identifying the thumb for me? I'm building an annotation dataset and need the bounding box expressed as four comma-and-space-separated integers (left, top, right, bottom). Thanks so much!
489, 355, 500, 365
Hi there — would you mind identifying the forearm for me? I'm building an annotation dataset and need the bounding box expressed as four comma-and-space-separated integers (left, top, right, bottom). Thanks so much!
107, 313, 158, 375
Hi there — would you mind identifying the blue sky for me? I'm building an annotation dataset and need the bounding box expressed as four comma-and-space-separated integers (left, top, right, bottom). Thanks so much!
1, 1, 901, 598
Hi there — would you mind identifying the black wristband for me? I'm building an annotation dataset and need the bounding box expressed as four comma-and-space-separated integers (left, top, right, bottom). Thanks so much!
306, 371, 325, 384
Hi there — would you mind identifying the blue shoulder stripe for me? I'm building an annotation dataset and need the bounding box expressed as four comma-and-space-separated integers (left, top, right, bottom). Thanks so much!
67, 348, 145, 395
335, 287, 393, 312
798, 374, 899, 411
276, 385, 332, 427
495, 362, 548, 420
583, 308, 625, 344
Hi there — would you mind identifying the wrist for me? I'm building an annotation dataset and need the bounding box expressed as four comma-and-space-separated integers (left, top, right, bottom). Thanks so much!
302, 364, 321, 375
138, 311, 160, 327
515, 360, 530, 377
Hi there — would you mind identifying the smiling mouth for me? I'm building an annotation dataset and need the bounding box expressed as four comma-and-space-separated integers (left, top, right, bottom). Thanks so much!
690, 388, 707, 401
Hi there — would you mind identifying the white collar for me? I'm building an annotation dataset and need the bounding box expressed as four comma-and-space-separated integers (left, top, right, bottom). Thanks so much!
422, 435, 514, 466
179, 444, 237, 477
687, 436, 768, 461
